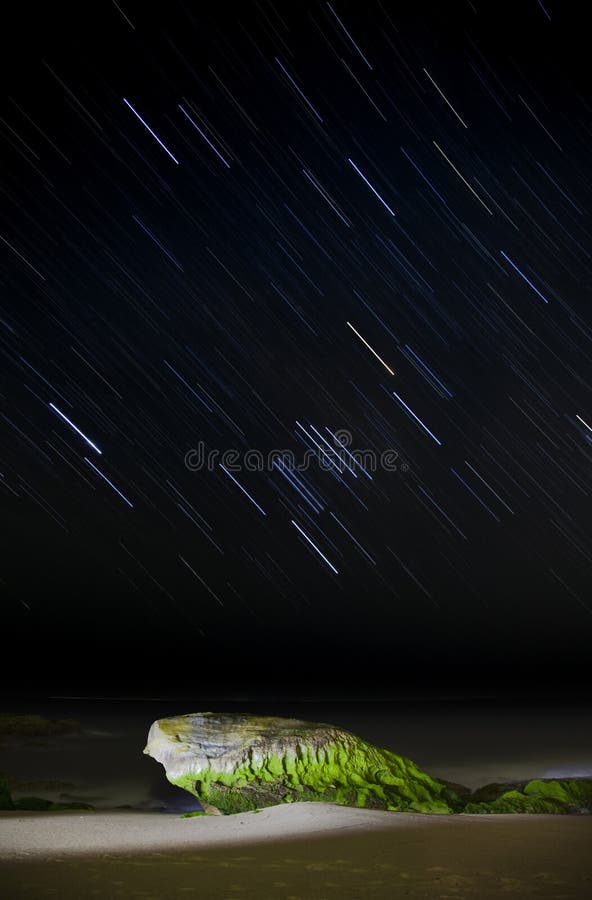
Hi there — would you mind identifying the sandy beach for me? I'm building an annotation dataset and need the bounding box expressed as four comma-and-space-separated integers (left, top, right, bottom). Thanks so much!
2, 804, 592, 898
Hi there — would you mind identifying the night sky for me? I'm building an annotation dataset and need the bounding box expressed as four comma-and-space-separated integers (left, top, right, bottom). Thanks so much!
3, 1, 592, 698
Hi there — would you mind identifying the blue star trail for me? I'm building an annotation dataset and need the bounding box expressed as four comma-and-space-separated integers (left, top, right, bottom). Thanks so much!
2, 0, 592, 691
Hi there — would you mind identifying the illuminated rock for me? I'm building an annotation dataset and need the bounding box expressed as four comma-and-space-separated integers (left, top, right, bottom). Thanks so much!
144, 712, 459, 815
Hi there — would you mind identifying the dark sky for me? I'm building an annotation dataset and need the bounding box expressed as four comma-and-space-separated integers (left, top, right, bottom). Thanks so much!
2, 1, 592, 698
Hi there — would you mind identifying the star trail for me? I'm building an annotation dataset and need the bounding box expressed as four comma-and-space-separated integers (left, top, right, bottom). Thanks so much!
2, 0, 592, 695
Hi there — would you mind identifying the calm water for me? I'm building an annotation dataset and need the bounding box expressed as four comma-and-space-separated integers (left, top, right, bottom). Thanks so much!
1, 697, 591, 812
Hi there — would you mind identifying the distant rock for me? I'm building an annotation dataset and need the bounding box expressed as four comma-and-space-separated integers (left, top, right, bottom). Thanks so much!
0, 714, 81, 737
463, 778, 592, 814
0, 771, 93, 812
144, 712, 461, 815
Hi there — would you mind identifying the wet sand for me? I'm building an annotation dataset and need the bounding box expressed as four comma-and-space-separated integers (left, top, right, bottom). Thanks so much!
1, 804, 592, 898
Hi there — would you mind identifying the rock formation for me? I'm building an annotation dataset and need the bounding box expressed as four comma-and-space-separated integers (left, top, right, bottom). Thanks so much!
463, 778, 592, 814
144, 712, 461, 815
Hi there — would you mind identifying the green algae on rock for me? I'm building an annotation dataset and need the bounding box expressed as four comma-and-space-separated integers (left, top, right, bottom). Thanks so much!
144, 712, 461, 815
463, 778, 592, 815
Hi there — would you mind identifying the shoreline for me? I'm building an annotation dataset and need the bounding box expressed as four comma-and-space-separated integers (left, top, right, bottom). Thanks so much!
0, 804, 455, 859
2, 804, 592, 898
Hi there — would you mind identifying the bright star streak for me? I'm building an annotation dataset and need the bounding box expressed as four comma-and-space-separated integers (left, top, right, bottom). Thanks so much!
0, 233, 46, 280
291, 520, 339, 574
49, 402, 102, 454
220, 464, 266, 515
423, 68, 468, 128
308, 423, 357, 476
500, 250, 550, 304
329, 512, 376, 564
273, 460, 323, 513
325, 427, 373, 479
347, 158, 396, 216
432, 141, 493, 214
464, 460, 515, 514
84, 458, 134, 507
404, 345, 453, 397
576, 414, 592, 433
416, 484, 467, 540
275, 58, 323, 123
347, 321, 395, 375
295, 421, 345, 473
451, 467, 500, 522
392, 391, 442, 445
284, 466, 325, 508
178, 104, 231, 168
518, 94, 562, 151
400, 147, 448, 205
327, 2, 373, 70
123, 98, 179, 164
302, 169, 351, 226
179, 555, 224, 606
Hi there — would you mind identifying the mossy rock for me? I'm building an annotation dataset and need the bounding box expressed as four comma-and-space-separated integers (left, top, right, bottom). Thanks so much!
144, 712, 460, 815
463, 779, 592, 815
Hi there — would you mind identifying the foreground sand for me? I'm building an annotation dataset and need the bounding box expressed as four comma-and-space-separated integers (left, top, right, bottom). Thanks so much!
1, 803, 591, 898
